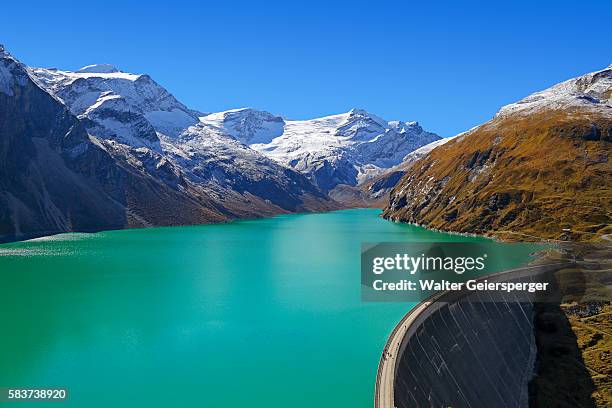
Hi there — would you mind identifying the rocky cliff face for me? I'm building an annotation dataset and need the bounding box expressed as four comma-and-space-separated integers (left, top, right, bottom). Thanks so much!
383, 65, 612, 241
0, 47, 335, 242
357, 137, 457, 207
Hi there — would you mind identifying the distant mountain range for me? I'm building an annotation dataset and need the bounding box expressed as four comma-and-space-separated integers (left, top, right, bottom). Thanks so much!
0, 45, 437, 241
200, 108, 440, 191
383, 64, 612, 241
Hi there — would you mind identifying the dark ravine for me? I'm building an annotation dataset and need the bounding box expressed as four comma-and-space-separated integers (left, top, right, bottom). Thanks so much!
529, 301, 598, 408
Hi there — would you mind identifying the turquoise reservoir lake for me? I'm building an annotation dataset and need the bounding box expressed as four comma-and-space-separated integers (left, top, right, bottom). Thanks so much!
0, 209, 537, 407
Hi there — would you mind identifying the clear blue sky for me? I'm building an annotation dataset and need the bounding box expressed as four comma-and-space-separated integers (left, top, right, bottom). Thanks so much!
2, 0, 610, 136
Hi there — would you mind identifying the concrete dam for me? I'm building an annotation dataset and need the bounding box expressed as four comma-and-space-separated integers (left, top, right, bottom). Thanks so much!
375, 263, 566, 408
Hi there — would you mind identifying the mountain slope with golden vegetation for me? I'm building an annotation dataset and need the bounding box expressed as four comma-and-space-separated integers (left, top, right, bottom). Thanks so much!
383, 65, 611, 241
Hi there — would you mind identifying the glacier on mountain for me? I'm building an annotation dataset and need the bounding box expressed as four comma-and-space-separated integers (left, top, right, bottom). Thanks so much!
200, 107, 440, 190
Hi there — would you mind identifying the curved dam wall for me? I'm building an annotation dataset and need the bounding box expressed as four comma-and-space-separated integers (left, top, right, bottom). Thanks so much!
394, 297, 535, 407
378, 263, 565, 408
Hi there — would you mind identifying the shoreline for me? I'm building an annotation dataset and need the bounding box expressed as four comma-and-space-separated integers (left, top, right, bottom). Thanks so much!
0, 206, 365, 246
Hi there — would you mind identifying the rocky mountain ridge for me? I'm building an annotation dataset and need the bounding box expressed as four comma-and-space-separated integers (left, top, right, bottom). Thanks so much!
0, 46, 335, 242
383, 65, 612, 241
200, 107, 440, 191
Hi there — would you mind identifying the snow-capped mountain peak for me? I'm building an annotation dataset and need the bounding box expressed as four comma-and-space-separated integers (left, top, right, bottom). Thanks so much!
496, 65, 612, 118
27, 56, 439, 193
76, 64, 121, 74
242, 109, 441, 190
0, 46, 29, 97
346, 108, 389, 128
388, 120, 422, 133
30, 65, 201, 146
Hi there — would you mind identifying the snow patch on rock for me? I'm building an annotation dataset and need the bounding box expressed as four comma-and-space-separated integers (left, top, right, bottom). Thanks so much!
200, 108, 286, 144
496, 65, 612, 117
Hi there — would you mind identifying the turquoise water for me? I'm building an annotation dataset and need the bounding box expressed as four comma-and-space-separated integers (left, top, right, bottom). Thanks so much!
0, 209, 537, 407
